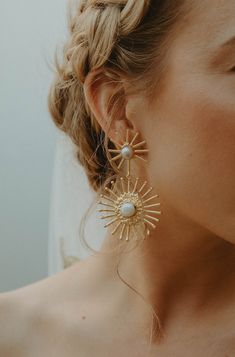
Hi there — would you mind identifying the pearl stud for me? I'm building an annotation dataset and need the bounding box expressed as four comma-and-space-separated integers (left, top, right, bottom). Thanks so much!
120, 201, 136, 217
121, 145, 133, 160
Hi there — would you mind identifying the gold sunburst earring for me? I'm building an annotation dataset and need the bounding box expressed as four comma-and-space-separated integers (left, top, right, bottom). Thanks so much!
97, 128, 162, 242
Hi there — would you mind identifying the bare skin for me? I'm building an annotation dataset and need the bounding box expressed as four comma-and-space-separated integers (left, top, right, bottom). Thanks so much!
1, 251, 235, 357
1, 0, 235, 356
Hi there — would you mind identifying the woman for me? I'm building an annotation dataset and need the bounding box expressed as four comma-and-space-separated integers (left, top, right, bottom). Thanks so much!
1, 0, 235, 355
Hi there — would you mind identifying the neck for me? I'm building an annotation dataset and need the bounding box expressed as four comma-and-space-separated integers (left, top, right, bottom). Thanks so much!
99, 204, 235, 338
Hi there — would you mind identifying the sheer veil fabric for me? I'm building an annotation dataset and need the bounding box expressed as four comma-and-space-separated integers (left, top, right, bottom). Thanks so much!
48, 131, 104, 276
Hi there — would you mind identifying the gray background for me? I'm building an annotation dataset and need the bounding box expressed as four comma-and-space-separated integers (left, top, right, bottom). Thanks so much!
0, 0, 68, 292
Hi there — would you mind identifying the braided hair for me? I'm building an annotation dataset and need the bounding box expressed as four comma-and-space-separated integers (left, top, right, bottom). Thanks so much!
48, 0, 190, 192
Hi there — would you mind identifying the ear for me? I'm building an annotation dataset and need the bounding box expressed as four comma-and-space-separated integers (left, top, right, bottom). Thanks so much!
83, 68, 135, 144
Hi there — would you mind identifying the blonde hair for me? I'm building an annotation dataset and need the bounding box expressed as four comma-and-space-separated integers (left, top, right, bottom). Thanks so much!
47, 0, 192, 352
48, 0, 191, 192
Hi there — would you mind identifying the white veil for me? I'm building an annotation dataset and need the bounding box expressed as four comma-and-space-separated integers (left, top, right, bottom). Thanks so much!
48, 130, 105, 276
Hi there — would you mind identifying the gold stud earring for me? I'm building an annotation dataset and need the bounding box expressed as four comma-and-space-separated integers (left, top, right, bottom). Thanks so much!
97, 129, 162, 242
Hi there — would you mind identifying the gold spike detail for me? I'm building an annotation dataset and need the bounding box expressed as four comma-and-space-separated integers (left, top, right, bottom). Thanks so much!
141, 187, 153, 199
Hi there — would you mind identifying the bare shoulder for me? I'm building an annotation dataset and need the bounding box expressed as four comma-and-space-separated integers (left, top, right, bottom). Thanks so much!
0, 256, 107, 357
0, 262, 81, 356
0, 289, 34, 357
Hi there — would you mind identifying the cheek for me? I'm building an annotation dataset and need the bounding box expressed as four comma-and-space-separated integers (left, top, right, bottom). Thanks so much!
148, 82, 235, 239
